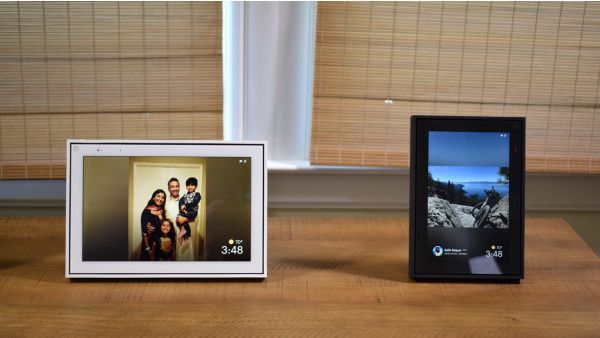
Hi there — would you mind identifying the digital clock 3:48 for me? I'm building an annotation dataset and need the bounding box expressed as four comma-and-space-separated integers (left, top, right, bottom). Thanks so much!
221, 239, 244, 255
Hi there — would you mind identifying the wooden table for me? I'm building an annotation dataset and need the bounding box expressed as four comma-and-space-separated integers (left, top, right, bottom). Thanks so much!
1, 217, 599, 336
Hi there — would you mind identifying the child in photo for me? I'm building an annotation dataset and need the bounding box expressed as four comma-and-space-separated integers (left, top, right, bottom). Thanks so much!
156, 219, 176, 261
178, 177, 201, 240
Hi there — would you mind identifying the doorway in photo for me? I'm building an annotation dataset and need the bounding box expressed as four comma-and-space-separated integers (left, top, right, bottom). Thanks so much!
129, 157, 207, 261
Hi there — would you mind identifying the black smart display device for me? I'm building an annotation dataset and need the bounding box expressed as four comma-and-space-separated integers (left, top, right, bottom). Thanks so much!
409, 116, 525, 281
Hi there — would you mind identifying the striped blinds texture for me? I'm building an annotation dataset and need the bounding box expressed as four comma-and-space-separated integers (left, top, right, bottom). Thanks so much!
311, 2, 600, 173
0, 1, 222, 179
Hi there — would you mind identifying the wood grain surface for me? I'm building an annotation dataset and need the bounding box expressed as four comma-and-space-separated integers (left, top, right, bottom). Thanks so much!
1, 217, 599, 336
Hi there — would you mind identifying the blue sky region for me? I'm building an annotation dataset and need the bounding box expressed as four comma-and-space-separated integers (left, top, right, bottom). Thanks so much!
428, 131, 509, 167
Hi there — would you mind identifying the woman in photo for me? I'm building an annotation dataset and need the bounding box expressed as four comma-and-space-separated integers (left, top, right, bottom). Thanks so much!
140, 189, 166, 261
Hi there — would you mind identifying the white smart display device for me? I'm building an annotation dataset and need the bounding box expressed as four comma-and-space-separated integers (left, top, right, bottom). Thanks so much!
66, 140, 267, 278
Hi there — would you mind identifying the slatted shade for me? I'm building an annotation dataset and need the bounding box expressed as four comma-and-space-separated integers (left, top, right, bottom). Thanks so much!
311, 1, 600, 173
0, 1, 222, 179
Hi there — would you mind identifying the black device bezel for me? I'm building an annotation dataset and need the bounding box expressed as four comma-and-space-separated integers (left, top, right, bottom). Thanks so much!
409, 115, 525, 281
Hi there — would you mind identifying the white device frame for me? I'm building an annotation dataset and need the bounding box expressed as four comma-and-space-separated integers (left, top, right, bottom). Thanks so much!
66, 140, 267, 278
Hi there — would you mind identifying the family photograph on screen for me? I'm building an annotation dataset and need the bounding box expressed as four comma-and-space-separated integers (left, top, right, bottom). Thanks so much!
130, 157, 207, 262
82, 156, 252, 262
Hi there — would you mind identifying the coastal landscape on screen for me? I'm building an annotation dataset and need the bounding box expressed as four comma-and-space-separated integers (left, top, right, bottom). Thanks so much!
427, 131, 509, 229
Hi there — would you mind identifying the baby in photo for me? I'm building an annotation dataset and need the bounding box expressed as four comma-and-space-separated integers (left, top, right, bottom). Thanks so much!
178, 177, 201, 240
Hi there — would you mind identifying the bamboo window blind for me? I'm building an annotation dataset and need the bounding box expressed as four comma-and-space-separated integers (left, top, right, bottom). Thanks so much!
0, 1, 222, 180
311, 2, 600, 174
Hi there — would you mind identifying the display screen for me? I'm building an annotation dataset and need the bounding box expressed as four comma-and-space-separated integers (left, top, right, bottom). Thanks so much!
82, 156, 251, 262
425, 131, 513, 275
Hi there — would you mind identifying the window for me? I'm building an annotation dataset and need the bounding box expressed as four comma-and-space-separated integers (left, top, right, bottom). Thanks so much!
311, 2, 600, 174
0, 2, 223, 179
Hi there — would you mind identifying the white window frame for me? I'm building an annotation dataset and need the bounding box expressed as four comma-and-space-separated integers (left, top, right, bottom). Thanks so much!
222, 2, 317, 168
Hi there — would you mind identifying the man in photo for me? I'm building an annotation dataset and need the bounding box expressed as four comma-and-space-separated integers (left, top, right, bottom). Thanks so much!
165, 178, 181, 233
165, 177, 194, 261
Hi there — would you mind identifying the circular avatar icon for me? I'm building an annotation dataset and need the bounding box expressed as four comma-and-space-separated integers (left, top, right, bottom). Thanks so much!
432, 245, 444, 257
